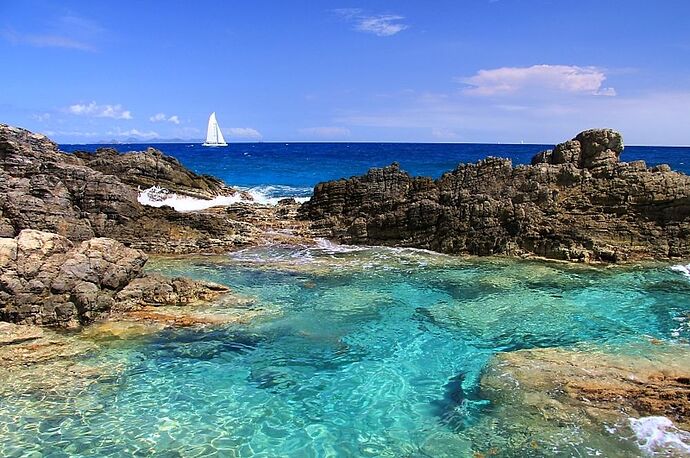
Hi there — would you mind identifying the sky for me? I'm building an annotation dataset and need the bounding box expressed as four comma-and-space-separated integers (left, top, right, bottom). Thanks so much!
1, 0, 690, 145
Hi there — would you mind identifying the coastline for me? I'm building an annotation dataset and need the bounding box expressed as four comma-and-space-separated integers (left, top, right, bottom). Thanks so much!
1, 123, 689, 455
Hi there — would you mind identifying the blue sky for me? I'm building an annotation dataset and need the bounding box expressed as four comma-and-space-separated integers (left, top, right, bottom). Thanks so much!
2, 0, 690, 144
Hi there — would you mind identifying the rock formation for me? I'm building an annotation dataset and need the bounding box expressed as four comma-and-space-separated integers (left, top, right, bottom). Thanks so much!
0, 124, 259, 253
301, 129, 690, 262
480, 346, 690, 430
73, 146, 242, 200
0, 230, 229, 327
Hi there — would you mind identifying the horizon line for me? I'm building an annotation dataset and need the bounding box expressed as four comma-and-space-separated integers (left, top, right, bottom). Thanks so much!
56, 139, 690, 148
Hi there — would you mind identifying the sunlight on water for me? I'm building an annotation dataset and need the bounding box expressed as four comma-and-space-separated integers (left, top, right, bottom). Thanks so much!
1, 244, 689, 457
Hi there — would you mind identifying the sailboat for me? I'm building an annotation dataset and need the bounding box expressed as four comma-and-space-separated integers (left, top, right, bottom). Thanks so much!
202, 112, 228, 147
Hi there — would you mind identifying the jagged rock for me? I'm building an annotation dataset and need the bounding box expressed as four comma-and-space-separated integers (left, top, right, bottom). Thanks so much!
0, 124, 260, 253
301, 129, 690, 262
0, 230, 234, 327
0, 230, 147, 326
73, 147, 237, 199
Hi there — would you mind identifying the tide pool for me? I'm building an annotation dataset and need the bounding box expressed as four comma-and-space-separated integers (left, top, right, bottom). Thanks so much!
1, 244, 689, 457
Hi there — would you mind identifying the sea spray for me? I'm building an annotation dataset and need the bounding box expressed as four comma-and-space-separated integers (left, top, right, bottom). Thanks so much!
137, 185, 310, 211
671, 264, 690, 279
629, 416, 690, 455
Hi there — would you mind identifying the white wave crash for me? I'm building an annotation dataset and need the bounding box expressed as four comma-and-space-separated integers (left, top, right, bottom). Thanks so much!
629, 416, 690, 455
671, 264, 690, 278
137, 186, 311, 212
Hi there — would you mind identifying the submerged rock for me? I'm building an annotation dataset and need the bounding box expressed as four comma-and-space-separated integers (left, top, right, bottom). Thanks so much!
115, 274, 230, 309
301, 129, 690, 262
0, 322, 43, 345
480, 346, 690, 429
464, 346, 690, 456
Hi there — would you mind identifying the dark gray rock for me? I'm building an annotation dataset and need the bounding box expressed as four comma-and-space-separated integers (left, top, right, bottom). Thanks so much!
73, 146, 242, 200
301, 129, 690, 262
0, 124, 259, 253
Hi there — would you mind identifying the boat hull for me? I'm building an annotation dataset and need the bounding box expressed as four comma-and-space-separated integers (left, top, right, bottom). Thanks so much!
202, 143, 228, 147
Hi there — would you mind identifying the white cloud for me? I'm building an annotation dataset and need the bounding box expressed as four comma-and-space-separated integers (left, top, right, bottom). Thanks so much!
149, 113, 180, 124
459, 65, 616, 97
431, 128, 460, 141
298, 127, 351, 139
334, 86, 690, 145
3, 16, 102, 52
68, 101, 132, 119
32, 113, 51, 122
107, 128, 160, 139
224, 127, 263, 140
334, 9, 408, 37
48, 130, 99, 137
149, 113, 166, 122
357, 15, 407, 36
2, 28, 95, 51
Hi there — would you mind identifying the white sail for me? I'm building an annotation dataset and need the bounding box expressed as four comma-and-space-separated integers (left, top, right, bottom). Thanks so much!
203, 112, 228, 147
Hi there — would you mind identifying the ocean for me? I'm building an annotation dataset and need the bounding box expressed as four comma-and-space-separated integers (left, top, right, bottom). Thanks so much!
3, 142, 688, 456
60, 142, 690, 203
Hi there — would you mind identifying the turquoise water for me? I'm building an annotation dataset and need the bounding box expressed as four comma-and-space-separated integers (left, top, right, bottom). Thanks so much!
1, 244, 689, 457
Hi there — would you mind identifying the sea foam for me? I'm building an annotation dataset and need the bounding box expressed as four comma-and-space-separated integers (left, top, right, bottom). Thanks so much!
137, 186, 310, 212
671, 264, 690, 278
629, 416, 690, 455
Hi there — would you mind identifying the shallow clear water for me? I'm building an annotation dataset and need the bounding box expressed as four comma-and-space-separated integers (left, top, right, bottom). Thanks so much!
1, 245, 689, 457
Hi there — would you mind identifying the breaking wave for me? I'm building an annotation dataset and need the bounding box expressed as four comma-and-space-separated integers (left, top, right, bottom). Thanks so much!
629, 416, 690, 455
137, 185, 311, 212
671, 264, 690, 278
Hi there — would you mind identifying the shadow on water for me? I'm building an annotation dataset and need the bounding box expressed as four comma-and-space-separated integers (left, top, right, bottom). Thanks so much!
148, 327, 265, 361
430, 372, 489, 432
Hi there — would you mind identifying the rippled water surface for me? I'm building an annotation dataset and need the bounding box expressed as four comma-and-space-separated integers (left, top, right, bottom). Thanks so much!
1, 244, 689, 457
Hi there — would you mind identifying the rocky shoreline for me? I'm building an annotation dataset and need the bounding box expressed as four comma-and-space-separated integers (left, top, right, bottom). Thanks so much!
0, 123, 309, 331
1, 124, 689, 446
301, 128, 690, 263
2, 123, 690, 331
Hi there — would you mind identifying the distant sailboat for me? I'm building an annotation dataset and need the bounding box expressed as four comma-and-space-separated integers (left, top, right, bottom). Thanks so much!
203, 112, 228, 147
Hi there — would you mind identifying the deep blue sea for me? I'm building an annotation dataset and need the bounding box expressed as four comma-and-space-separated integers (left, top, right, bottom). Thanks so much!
60, 142, 690, 200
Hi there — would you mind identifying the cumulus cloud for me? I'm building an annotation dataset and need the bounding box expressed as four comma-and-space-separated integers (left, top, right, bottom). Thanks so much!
459, 65, 616, 97
68, 101, 132, 119
223, 127, 263, 140
298, 127, 351, 139
333, 9, 408, 37
149, 113, 181, 124
107, 128, 160, 139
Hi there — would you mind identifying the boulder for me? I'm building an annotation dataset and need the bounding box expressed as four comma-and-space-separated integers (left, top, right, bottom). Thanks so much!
0, 230, 147, 326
